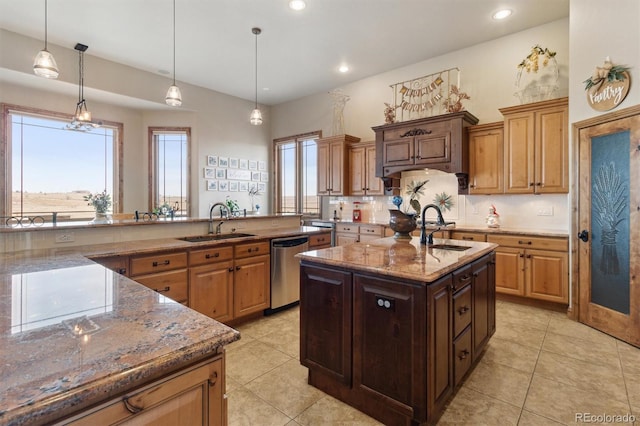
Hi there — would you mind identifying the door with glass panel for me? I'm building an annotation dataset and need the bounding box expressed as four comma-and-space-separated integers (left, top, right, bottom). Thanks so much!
577, 106, 640, 347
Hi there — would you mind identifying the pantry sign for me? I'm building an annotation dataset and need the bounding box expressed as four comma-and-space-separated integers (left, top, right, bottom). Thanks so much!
584, 57, 631, 112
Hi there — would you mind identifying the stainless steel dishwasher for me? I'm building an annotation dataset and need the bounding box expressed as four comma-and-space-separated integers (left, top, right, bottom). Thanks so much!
266, 235, 309, 314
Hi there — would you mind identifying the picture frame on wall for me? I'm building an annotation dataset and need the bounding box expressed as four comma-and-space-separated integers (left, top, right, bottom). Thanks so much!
257, 182, 266, 192
251, 171, 261, 181
260, 172, 268, 182
239, 158, 248, 169
207, 180, 218, 191
229, 158, 239, 169
215, 168, 226, 179
219, 157, 229, 167
258, 160, 266, 171
218, 180, 229, 191
229, 181, 239, 192
249, 160, 258, 170
204, 167, 216, 179
239, 181, 248, 192
207, 155, 218, 167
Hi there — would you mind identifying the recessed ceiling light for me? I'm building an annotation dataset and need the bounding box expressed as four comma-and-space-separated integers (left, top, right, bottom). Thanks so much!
492, 9, 512, 20
338, 65, 349, 73
289, 0, 306, 11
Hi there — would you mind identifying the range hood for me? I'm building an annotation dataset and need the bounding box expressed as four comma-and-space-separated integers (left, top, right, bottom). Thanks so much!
372, 111, 479, 194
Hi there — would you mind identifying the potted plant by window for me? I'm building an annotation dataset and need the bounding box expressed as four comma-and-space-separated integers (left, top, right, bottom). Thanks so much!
388, 180, 428, 240
84, 190, 112, 222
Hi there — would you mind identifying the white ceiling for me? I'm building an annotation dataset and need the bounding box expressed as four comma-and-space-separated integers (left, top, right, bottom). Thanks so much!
0, 0, 569, 106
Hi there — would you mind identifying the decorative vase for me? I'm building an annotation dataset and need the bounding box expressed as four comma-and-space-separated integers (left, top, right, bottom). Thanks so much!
93, 211, 110, 222
388, 209, 418, 240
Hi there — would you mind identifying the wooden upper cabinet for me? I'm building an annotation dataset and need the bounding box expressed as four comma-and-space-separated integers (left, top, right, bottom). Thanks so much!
500, 97, 568, 194
349, 142, 383, 196
467, 122, 504, 194
317, 134, 360, 196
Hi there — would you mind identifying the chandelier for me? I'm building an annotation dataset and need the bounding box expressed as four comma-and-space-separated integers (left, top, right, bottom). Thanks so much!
67, 43, 102, 131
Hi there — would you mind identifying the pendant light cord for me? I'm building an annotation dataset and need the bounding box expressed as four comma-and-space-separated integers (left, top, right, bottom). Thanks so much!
172, 0, 176, 86
78, 49, 83, 103
44, 0, 48, 49
254, 30, 258, 108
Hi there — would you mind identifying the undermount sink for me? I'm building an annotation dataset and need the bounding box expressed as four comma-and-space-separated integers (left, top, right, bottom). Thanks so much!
178, 233, 254, 242
428, 244, 471, 251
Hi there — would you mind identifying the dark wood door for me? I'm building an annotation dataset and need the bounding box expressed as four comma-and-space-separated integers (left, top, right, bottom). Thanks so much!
576, 107, 640, 347
300, 263, 352, 384
472, 254, 495, 360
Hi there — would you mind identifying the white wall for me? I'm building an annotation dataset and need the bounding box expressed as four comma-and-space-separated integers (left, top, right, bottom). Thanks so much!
0, 29, 273, 218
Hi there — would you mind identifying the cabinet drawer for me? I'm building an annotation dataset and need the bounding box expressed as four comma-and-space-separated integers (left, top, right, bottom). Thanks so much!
453, 326, 472, 386
453, 284, 472, 337
134, 270, 188, 303
487, 234, 568, 251
359, 225, 383, 237
452, 264, 472, 292
309, 233, 332, 248
336, 224, 358, 234
450, 231, 487, 242
130, 251, 187, 276
189, 245, 234, 266
234, 241, 270, 259
383, 120, 449, 141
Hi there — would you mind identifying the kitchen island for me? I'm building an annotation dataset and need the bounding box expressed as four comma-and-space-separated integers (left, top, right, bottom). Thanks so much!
297, 236, 497, 425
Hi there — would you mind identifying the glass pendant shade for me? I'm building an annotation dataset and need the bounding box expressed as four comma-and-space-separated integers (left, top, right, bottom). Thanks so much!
166, 85, 183, 107
33, 49, 59, 78
250, 108, 263, 125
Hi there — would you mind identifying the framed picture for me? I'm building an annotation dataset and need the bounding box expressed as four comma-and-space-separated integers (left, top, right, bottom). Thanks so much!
251, 171, 261, 181
239, 158, 248, 169
260, 172, 269, 182
229, 158, 239, 168
249, 160, 258, 170
229, 181, 239, 192
207, 180, 218, 191
227, 169, 251, 180
258, 160, 266, 171
204, 167, 216, 179
219, 157, 229, 168
257, 182, 266, 192
239, 181, 248, 192
207, 155, 218, 167
218, 180, 229, 191
215, 169, 226, 179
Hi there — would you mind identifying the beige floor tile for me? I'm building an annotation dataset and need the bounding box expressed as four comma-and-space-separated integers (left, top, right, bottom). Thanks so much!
547, 317, 617, 345
623, 372, 640, 417
225, 333, 255, 353
245, 359, 325, 418
464, 359, 532, 406
226, 374, 242, 393
497, 303, 551, 331
618, 340, 640, 376
493, 320, 546, 350
541, 331, 620, 369
295, 395, 383, 425
525, 375, 632, 424
227, 386, 291, 426
226, 340, 293, 385
534, 351, 627, 402
285, 421, 302, 426
438, 386, 521, 425
517, 409, 566, 425
235, 315, 291, 339
482, 336, 540, 374
259, 328, 300, 358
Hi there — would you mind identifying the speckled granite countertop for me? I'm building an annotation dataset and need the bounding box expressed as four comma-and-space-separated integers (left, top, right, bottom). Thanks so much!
0, 226, 330, 425
297, 236, 498, 283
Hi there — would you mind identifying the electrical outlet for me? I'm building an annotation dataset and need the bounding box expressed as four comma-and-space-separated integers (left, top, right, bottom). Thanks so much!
537, 207, 554, 216
55, 232, 75, 243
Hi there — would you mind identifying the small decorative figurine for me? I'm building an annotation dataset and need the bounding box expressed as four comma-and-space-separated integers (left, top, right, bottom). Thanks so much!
486, 204, 500, 228
384, 103, 396, 124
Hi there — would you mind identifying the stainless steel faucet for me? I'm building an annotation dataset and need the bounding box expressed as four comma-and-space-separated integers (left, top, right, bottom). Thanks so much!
420, 204, 445, 245
209, 202, 229, 234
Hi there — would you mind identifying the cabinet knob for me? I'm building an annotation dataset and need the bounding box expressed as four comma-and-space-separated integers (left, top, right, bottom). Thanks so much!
155, 286, 171, 293
458, 349, 470, 360
236, 265, 241, 271
228, 267, 234, 272
458, 306, 469, 315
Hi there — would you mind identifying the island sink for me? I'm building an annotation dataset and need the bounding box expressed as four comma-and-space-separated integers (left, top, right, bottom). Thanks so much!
178, 233, 254, 242
428, 243, 471, 251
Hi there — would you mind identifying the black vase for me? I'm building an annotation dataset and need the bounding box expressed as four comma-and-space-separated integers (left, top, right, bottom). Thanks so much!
388, 209, 417, 240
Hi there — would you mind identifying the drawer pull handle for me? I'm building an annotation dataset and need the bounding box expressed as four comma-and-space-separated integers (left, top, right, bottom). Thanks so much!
228, 267, 234, 272
236, 266, 241, 271
518, 240, 532, 245
123, 396, 143, 414
462, 236, 473, 240
155, 286, 171, 293
205, 253, 220, 259
247, 247, 260, 253
152, 260, 170, 267
117, 268, 127, 274
458, 349, 470, 360
458, 306, 469, 315
459, 274, 471, 282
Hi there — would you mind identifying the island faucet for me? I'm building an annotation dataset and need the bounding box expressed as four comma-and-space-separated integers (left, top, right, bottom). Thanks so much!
420, 204, 446, 245
209, 202, 229, 234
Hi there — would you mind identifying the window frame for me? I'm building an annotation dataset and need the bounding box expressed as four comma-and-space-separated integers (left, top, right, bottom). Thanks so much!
273, 130, 321, 216
147, 127, 191, 216
0, 103, 123, 219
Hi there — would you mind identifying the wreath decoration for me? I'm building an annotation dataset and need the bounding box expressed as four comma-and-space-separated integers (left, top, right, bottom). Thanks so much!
583, 57, 630, 91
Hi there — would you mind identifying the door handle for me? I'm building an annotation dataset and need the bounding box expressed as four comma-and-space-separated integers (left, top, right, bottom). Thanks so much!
578, 230, 589, 242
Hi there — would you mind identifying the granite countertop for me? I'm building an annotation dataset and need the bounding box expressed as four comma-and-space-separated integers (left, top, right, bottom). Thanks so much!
297, 236, 498, 283
0, 226, 331, 425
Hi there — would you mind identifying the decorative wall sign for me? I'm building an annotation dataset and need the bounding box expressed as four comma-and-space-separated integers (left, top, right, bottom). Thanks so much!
584, 57, 631, 112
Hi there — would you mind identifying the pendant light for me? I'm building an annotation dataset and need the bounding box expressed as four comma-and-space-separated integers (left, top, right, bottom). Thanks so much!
67, 43, 101, 131
165, 0, 182, 106
33, 0, 59, 79
250, 27, 263, 125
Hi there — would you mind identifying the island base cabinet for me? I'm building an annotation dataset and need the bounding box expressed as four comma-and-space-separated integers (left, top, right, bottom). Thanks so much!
58, 356, 225, 426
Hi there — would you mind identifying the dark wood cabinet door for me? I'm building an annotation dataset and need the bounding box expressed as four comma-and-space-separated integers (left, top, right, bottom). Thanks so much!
300, 263, 352, 384
414, 131, 451, 166
472, 254, 495, 361
353, 273, 426, 416
382, 138, 414, 167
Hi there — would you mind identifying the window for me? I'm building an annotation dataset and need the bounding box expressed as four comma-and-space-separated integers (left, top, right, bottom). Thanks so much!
149, 128, 190, 216
274, 131, 320, 215
1, 104, 122, 222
